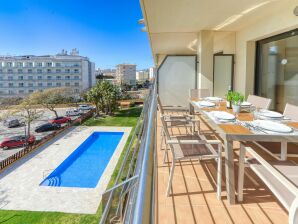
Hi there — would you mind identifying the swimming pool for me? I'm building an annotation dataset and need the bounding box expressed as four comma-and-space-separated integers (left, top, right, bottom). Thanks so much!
40, 131, 124, 188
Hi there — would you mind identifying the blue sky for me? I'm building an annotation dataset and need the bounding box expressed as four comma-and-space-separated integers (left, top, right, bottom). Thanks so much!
0, 0, 153, 69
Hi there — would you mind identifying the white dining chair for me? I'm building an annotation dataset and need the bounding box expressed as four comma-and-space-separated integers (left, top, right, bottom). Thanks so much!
247, 95, 272, 109
238, 143, 298, 224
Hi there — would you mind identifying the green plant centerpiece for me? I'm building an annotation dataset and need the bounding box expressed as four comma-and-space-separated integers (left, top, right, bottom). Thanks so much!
227, 91, 244, 113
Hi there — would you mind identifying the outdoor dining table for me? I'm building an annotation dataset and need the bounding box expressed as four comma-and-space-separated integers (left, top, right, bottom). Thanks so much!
189, 98, 298, 205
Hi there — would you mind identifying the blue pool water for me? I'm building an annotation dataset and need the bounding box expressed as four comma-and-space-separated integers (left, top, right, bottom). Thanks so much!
40, 131, 124, 188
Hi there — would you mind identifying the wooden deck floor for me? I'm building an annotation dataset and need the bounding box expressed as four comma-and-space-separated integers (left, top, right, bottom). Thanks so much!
154, 112, 289, 224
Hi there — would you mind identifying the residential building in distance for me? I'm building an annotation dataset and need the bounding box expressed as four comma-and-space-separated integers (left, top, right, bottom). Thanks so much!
101, 68, 116, 78
0, 49, 95, 97
149, 67, 156, 81
116, 64, 136, 86
136, 70, 149, 82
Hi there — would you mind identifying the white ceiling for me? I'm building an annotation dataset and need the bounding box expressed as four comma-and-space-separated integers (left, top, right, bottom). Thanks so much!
140, 0, 291, 63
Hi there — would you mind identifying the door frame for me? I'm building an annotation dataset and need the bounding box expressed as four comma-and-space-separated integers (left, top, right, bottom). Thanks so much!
254, 28, 298, 95
213, 54, 234, 96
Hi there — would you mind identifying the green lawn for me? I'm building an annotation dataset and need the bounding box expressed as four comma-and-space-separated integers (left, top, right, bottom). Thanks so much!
0, 106, 143, 224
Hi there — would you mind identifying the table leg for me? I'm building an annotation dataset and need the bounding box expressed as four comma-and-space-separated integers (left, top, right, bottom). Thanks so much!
189, 103, 194, 115
224, 140, 236, 204
280, 141, 287, 161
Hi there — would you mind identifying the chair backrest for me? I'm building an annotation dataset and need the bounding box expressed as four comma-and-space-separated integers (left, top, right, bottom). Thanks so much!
247, 95, 272, 109
283, 103, 298, 121
189, 89, 210, 99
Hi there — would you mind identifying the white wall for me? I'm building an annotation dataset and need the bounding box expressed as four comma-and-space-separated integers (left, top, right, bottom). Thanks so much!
235, 0, 298, 96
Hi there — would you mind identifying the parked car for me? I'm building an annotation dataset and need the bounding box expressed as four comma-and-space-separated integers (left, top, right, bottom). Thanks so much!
78, 104, 93, 111
3, 118, 21, 128
66, 108, 81, 116
0, 135, 36, 150
49, 116, 71, 124
35, 123, 61, 133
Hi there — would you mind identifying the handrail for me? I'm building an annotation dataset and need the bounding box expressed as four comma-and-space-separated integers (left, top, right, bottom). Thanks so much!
132, 79, 157, 223
99, 78, 157, 224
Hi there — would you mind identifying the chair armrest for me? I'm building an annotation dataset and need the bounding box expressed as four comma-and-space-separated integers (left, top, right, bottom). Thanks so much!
167, 139, 207, 144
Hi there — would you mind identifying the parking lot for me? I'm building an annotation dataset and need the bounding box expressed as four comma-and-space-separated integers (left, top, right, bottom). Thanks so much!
0, 107, 82, 161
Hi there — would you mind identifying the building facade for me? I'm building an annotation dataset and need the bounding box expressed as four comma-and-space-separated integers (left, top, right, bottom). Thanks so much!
116, 64, 136, 86
149, 67, 156, 81
0, 50, 95, 97
136, 70, 149, 82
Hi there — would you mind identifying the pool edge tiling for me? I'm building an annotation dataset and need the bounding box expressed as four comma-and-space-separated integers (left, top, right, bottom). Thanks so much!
40, 131, 124, 188
0, 126, 131, 214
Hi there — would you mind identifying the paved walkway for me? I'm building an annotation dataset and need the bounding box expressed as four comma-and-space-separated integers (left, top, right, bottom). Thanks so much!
0, 126, 131, 214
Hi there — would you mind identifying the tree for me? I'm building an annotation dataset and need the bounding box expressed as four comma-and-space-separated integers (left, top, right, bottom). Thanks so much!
15, 96, 44, 136
86, 84, 104, 116
30, 88, 72, 118
87, 81, 120, 116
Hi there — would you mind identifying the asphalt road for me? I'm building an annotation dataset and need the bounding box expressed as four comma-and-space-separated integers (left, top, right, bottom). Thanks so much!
0, 107, 82, 161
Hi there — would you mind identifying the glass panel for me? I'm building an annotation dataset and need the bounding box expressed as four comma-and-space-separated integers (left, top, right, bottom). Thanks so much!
257, 32, 298, 112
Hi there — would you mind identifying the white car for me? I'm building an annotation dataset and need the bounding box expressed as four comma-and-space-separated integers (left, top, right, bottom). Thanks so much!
66, 109, 81, 116
78, 105, 93, 111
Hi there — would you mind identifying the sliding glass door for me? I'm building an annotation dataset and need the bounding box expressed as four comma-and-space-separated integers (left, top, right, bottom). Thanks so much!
255, 29, 298, 112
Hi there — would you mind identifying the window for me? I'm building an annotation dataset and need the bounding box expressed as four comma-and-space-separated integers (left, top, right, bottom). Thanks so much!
19, 83, 24, 87
37, 76, 42, 80
28, 76, 33, 80
28, 83, 33, 87
74, 69, 79, 73
47, 83, 52, 87
37, 69, 42, 73
8, 90, 14, 94
74, 76, 79, 80
7, 69, 13, 73
74, 82, 79, 86
65, 69, 70, 73
28, 90, 34, 93
255, 29, 298, 111
7, 62, 12, 67
17, 69, 23, 74
28, 62, 33, 67
38, 83, 43, 87
47, 76, 52, 80
57, 76, 61, 80
0, 76, 2, 80
36, 62, 43, 67
18, 76, 23, 80
46, 62, 52, 67
74, 89, 79, 93
56, 69, 61, 73
28, 69, 33, 73
56, 63, 61, 67
47, 69, 51, 73
65, 82, 70, 86
18, 90, 24, 94
56, 82, 61, 87
65, 76, 70, 80
0, 83, 2, 87
17, 62, 23, 67
0, 69, 2, 73
8, 76, 13, 80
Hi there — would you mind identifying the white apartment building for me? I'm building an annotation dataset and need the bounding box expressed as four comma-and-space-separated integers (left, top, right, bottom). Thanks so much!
116, 64, 136, 86
0, 49, 95, 97
136, 70, 149, 82
149, 67, 156, 81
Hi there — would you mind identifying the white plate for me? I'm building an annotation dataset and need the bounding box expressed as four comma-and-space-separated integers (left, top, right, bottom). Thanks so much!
196, 101, 215, 107
212, 111, 235, 120
204, 97, 222, 102
254, 120, 292, 133
241, 101, 252, 107
259, 110, 283, 118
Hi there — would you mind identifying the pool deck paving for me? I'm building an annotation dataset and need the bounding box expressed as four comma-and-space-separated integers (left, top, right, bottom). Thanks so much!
0, 126, 131, 214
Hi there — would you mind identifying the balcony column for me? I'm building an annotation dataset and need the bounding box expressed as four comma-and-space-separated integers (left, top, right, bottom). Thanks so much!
197, 30, 214, 94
